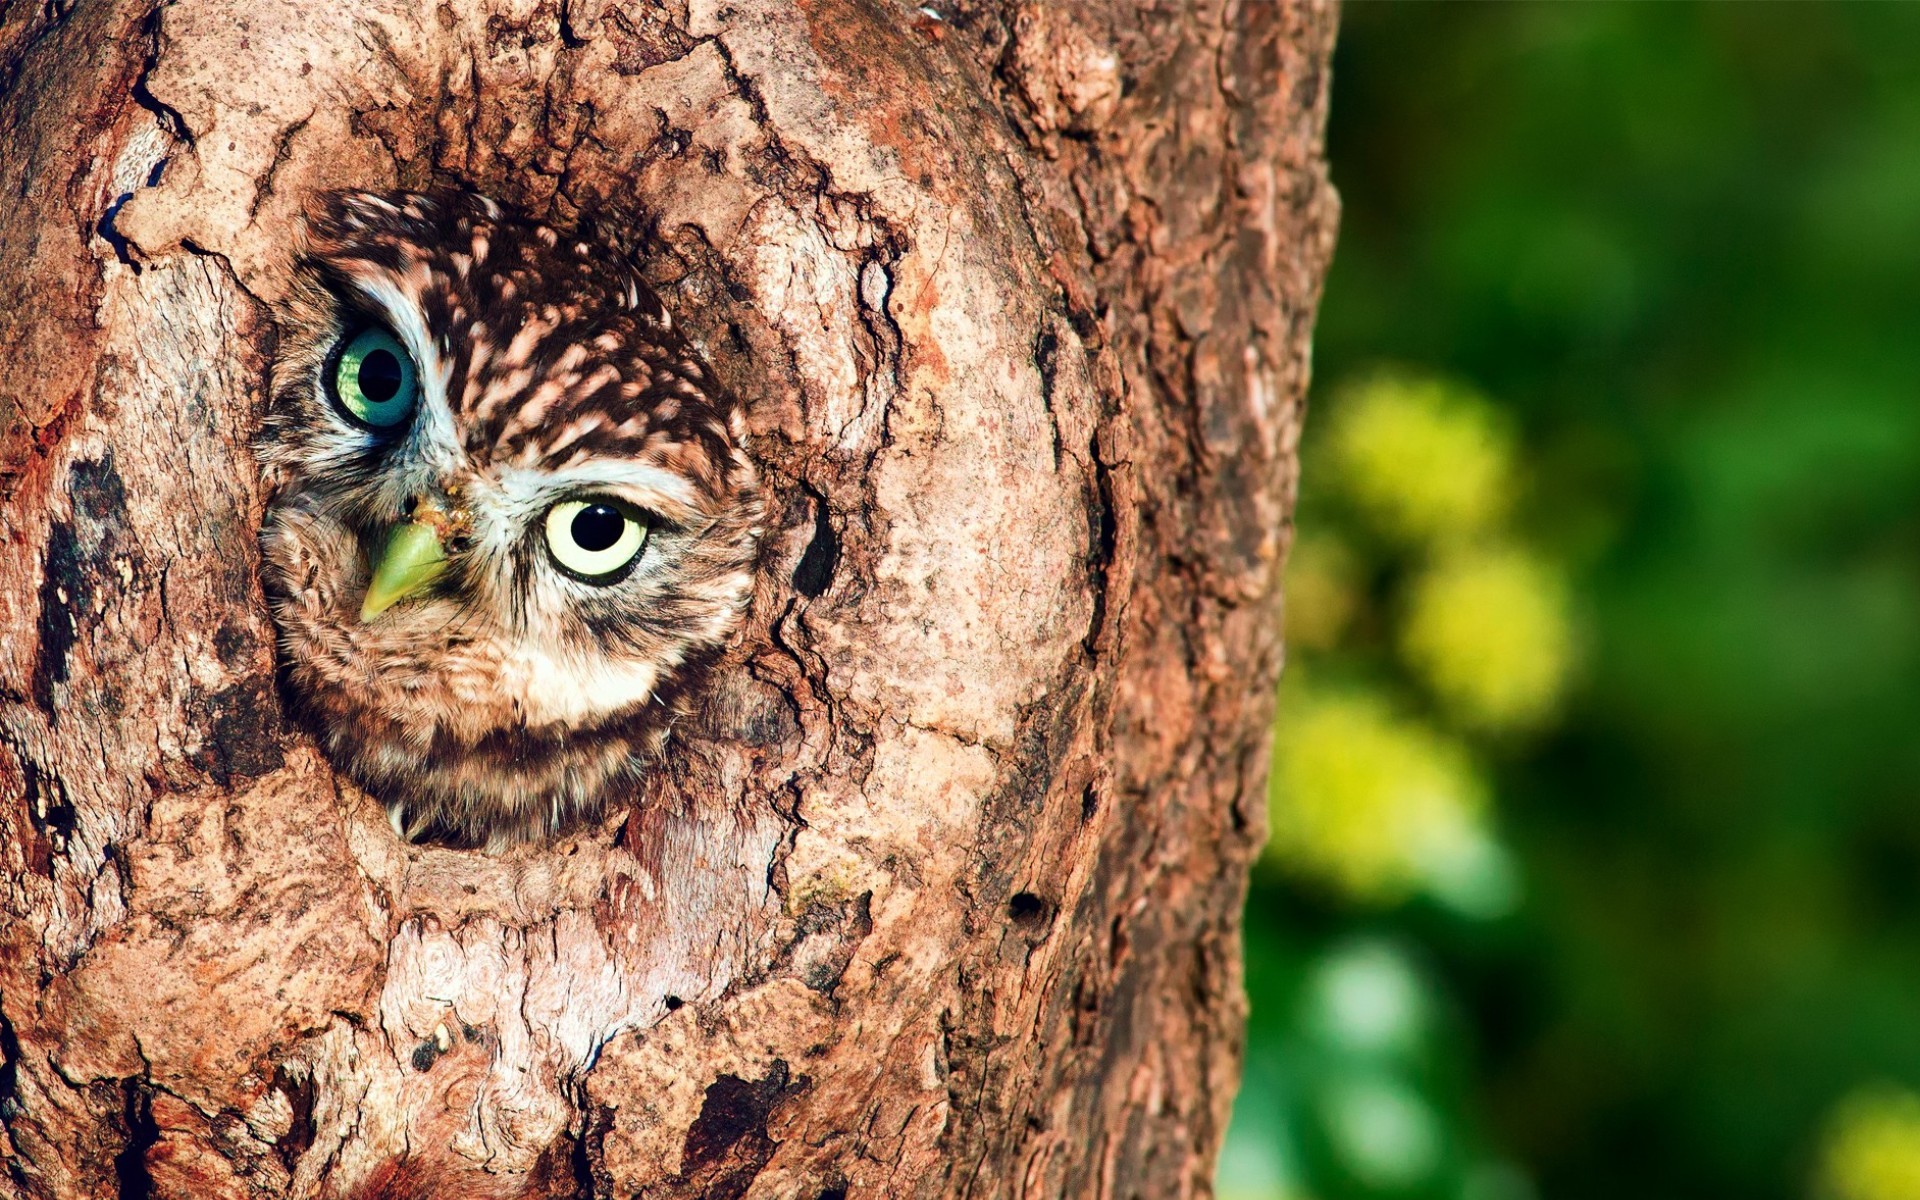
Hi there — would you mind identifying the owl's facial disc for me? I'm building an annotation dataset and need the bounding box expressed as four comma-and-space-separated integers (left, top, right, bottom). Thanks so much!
259, 188, 765, 845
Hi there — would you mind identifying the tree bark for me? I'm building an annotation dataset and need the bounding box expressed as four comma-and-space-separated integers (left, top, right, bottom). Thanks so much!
0, 1, 1337, 1197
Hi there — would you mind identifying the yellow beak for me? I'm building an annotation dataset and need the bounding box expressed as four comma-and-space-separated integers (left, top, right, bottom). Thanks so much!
359, 520, 449, 621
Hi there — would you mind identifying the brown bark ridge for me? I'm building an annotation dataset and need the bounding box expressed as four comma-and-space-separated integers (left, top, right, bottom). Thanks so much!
0, 1, 1337, 1197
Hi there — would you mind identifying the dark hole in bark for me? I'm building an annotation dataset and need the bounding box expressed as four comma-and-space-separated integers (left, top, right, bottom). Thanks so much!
0, 1009, 21, 1121
1033, 328, 1059, 399
1008, 891, 1054, 931
410, 1041, 442, 1073
683, 1060, 791, 1172
1066, 302, 1098, 340
130, 9, 189, 140
1083, 443, 1118, 654
1033, 327, 1064, 467
193, 678, 287, 785
0, 1013, 25, 1190
22, 757, 77, 847
664, 995, 684, 1011
97, 192, 142, 270
31, 521, 83, 716
34, 454, 134, 721
114, 1079, 156, 1200
816, 1186, 848, 1200
270, 1064, 316, 1176
792, 486, 838, 598
556, 1, 586, 47
568, 1123, 596, 1195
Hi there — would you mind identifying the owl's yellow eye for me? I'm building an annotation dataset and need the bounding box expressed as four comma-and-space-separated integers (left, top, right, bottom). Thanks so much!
331, 327, 418, 429
545, 498, 648, 582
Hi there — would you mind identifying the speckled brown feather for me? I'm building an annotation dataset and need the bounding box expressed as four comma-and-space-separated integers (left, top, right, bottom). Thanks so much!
259, 189, 762, 847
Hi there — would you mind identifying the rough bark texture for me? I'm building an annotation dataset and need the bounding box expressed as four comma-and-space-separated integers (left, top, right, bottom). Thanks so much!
0, 1, 1337, 1197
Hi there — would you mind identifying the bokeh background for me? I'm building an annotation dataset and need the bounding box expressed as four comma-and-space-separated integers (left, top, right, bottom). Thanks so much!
1222, 6, 1920, 1200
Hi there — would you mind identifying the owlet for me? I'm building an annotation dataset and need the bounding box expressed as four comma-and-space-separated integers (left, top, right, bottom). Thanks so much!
259, 189, 761, 847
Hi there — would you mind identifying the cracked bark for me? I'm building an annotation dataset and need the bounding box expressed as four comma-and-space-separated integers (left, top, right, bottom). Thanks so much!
0, 1, 1338, 1197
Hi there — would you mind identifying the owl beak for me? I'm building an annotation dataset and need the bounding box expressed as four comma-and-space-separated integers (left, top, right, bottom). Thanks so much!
360, 520, 449, 621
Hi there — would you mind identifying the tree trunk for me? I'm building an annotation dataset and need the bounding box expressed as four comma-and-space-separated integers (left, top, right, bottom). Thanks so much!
0, 1, 1337, 1196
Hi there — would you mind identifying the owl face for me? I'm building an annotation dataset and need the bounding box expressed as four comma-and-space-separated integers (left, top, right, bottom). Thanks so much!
259, 190, 761, 847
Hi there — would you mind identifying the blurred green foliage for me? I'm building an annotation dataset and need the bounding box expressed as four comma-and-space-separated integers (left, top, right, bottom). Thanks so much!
1820, 1086, 1920, 1200
1225, 6, 1920, 1199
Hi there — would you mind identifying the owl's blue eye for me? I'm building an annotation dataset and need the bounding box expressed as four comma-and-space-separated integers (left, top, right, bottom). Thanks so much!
331, 327, 418, 429
545, 498, 648, 583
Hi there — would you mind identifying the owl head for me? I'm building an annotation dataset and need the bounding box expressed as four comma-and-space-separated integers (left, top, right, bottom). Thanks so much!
259, 189, 762, 847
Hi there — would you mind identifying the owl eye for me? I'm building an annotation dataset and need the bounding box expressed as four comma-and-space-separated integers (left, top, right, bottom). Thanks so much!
330, 327, 418, 429
544, 498, 649, 582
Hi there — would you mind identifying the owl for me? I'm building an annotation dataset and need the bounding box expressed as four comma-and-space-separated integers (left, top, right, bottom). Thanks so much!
259, 189, 762, 848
